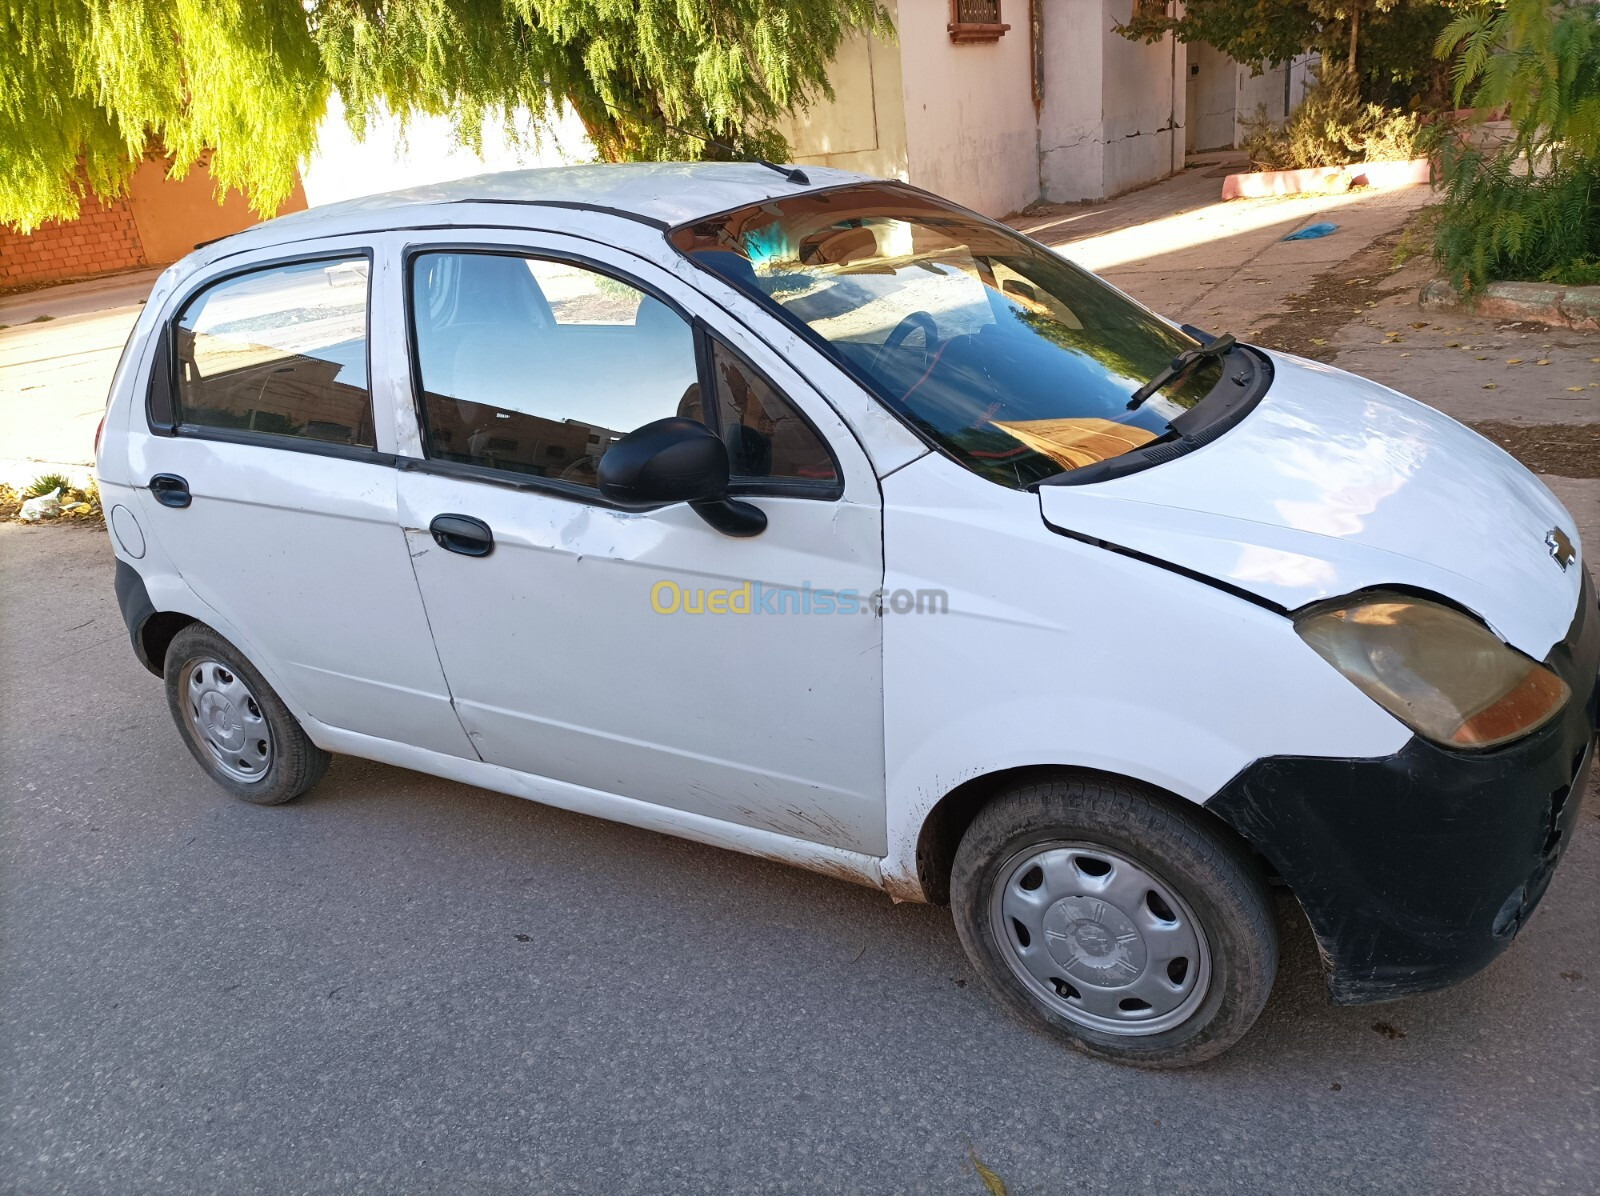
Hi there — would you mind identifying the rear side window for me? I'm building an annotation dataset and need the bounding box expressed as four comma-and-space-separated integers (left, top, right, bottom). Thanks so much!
409, 251, 699, 487
173, 257, 374, 447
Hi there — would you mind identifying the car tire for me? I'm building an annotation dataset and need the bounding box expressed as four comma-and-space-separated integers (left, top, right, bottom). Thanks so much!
163, 623, 330, 806
950, 775, 1277, 1068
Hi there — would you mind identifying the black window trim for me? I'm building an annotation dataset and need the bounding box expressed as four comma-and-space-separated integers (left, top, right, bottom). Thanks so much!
399, 241, 846, 507
149, 247, 385, 464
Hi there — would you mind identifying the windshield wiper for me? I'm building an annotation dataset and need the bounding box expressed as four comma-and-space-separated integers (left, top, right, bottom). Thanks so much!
1127, 332, 1237, 410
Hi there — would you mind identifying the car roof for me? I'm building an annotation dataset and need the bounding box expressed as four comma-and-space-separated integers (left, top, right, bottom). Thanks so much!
242, 161, 873, 241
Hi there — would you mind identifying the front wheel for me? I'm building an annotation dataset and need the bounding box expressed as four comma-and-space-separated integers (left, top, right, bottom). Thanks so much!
950, 776, 1278, 1068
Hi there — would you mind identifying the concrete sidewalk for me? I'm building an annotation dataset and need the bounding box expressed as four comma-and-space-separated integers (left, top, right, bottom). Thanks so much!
1011, 152, 1432, 339
0, 268, 161, 486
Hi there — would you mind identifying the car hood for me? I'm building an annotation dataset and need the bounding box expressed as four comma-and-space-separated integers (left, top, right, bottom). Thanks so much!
1037, 351, 1584, 657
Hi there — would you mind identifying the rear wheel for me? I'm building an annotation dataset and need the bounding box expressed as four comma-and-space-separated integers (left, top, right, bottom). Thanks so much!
164, 624, 329, 805
950, 776, 1277, 1068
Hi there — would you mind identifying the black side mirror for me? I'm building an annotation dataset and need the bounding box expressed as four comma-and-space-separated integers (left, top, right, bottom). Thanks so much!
597, 417, 767, 538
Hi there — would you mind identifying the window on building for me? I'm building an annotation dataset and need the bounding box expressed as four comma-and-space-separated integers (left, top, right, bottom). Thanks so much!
949, 0, 1009, 43
174, 257, 374, 447
409, 251, 699, 487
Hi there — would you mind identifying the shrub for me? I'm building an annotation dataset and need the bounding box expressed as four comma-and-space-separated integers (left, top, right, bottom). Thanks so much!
1432, 149, 1600, 287
1241, 67, 1424, 171
1432, 0, 1600, 289
23, 472, 73, 498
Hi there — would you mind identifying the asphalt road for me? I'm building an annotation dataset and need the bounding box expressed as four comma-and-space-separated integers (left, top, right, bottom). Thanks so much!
2, 523, 1598, 1195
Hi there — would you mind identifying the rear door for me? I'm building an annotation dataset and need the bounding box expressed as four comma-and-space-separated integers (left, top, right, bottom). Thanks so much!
126, 241, 475, 758
393, 232, 889, 853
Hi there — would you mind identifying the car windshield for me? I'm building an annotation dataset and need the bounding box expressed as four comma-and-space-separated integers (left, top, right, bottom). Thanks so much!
669, 183, 1230, 488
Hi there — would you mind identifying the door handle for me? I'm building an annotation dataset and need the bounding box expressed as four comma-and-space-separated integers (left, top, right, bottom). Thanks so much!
148, 473, 191, 508
429, 513, 494, 557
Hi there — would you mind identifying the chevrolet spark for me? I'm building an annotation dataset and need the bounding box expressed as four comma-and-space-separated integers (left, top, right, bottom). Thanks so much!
97, 163, 1596, 1067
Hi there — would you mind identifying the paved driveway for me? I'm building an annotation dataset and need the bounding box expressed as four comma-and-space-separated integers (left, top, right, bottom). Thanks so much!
2, 523, 1597, 1195
0, 271, 159, 486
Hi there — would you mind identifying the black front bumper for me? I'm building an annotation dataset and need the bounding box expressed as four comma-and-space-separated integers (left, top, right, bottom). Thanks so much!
1207, 573, 1599, 1004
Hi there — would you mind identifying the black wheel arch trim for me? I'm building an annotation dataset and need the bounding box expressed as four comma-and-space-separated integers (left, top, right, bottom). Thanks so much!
114, 560, 200, 678
114, 559, 161, 675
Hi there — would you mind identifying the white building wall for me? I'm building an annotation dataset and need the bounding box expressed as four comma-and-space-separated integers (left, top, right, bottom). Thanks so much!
1038, 0, 1186, 204
1098, 0, 1185, 197
777, 0, 910, 182
1037, 0, 1108, 203
1187, 41, 1238, 152
790, 1, 1254, 215
897, 0, 1040, 217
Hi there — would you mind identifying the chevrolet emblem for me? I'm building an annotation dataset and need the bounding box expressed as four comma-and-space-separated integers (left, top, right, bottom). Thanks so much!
1546, 527, 1576, 571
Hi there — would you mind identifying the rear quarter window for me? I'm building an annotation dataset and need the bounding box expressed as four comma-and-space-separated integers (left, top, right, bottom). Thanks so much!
173, 256, 375, 448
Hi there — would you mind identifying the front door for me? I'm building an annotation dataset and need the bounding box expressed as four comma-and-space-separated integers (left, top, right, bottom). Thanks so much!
394, 237, 888, 854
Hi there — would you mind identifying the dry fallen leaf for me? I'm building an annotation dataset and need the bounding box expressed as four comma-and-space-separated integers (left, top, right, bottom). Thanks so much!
1310, 337, 1328, 346
1536, 359, 1552, 366
1409, 322, 1428, 329
1567, 386, 1585, 392
1505, 358, 1524, 365
1445, 341, 1461, 348
1483, 382, 1498, 389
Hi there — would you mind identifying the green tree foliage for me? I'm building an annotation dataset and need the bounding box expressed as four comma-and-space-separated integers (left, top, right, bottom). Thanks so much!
1432, 0, 1600, 287
1116, 0, 1461, 107
1438, 0, 1600, 166
0, 0, 891, 231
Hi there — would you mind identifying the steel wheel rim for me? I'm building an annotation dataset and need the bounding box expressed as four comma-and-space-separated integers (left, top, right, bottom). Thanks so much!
180, 657, 273, 784
988, 840, 1212, 1036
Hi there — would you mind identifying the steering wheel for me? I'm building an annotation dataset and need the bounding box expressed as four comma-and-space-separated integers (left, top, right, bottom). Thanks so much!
872, 310, 939, 374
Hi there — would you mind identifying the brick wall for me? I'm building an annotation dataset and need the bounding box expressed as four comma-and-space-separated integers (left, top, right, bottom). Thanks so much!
0, 192, 148, 289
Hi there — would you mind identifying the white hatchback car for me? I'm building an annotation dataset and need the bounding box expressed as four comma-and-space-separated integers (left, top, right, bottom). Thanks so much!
98, 163, 1595, 1067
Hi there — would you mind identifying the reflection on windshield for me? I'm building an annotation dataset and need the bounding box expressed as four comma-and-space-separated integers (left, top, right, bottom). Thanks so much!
670, 184, 1226, 488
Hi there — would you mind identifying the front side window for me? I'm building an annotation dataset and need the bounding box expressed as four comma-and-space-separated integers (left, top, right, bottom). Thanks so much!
669, 184, 1243, 489
174, 257, 373, 447
410, 251, 698, 487
409, 250, 839, 497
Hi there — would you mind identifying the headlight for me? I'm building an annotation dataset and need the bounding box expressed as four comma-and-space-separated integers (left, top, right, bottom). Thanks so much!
1295, 593, 1569, 750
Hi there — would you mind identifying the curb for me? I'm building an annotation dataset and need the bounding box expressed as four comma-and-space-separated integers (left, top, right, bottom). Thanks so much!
1419, 278, 1600, 332
1222, 158, 1432, 200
